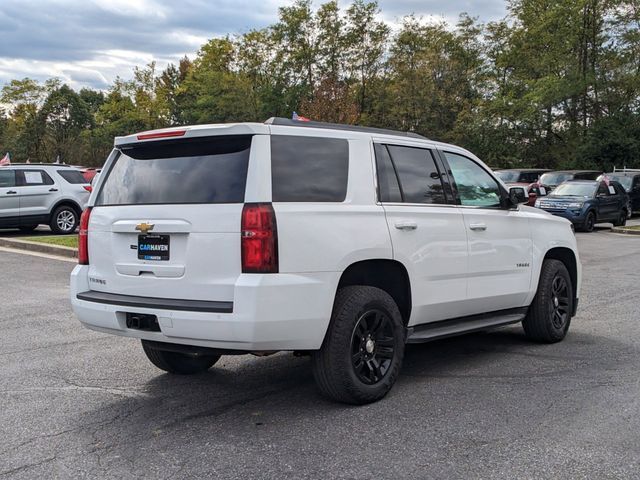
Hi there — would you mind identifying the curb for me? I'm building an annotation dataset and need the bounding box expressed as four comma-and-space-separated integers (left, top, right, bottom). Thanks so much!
611, 227, 640, 236
0, 237, 78, 258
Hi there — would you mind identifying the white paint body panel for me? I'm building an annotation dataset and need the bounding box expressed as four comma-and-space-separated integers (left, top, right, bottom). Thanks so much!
71, 122, 581, 351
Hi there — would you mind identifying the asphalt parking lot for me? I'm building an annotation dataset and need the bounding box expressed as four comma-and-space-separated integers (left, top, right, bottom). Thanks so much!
2, 228, 640, 479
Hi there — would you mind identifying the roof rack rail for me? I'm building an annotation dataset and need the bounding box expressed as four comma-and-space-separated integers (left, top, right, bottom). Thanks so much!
613, 167, 640, 173
5, 163, 74, 167
264, 117, 428, 140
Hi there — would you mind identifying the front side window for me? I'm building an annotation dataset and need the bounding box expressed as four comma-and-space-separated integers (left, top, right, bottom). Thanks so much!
271, 135, 349, 202
0, 169, 16, 187
445, 152, 501, 207
383, 145, 446, 204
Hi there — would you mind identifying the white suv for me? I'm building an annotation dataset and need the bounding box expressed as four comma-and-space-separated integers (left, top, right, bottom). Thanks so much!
71, 119, 581, 404
0, 164, 91, 234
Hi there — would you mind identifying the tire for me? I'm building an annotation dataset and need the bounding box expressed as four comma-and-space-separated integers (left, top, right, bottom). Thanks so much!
18, 225, 38, 233
522, 259, 573, 343
581, 211, 595, 232
141, 340, 220, 374
311, 286, 405, 405
49, 205, 79, 234
613, 210, 627, 227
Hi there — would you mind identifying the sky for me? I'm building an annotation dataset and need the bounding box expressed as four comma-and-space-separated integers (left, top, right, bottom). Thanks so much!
0, 0, 507, 91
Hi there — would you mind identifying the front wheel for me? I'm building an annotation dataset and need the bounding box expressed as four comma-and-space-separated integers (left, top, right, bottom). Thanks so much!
581, 211, 596, 232
141, 340, 220, 374
522, 259, 573, 343
311, 286, 405, 405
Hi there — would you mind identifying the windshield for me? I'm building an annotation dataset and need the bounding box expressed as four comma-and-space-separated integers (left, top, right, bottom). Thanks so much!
495, 171, 519, 183
550, 182, 596, 197
539, 172, 572, 186
607, 175, 633, 191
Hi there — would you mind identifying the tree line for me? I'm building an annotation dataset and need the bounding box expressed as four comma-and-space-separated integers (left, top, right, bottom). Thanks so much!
1, 0, 639, 170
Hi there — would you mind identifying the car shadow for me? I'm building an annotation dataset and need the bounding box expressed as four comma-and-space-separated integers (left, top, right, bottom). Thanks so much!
72, 324, 628, 463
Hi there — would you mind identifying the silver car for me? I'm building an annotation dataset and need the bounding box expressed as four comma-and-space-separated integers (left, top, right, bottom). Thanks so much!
0, 164, 91, 234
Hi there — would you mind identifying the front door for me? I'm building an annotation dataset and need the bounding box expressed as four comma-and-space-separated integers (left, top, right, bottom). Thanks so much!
442, 151, 532, 314
374, 142, 469, 325
0, 169, 20, 226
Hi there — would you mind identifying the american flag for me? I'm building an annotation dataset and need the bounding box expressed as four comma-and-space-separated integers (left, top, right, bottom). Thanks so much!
0, 153, 10, 166
292, 111, 310, 122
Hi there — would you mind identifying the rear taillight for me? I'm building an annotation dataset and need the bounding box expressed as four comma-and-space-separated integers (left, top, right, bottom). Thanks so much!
241, 203, 278, 273
83, 185, 92, 192
78, 207, 92, 265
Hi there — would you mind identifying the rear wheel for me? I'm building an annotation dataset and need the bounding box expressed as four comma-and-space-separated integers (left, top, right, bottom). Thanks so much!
522, 259, 573, 343
613, 210, 627, 227
50, 206, 79, 234
141, 340, 220, 374
581, 211, 596, 232
311, 286, 405, 405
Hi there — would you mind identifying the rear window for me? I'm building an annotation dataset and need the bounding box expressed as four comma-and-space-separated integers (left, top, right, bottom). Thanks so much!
96, 136, 252, 205
271, 135, 349, 202
57, 170, 87, 184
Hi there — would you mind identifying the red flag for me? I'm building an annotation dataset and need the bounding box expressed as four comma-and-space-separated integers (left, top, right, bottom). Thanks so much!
0, 153, 10, 166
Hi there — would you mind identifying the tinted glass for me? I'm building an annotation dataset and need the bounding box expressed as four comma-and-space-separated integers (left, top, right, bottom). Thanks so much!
21, 170, 54, 186
575, 172, 599, 180
271, 135, 348, 202
96, 136, 252, 205
539, 172, 573, 186
57, 170, 88, 184
386, 145, 446, 204
374, 144, 401, 202
495, 171, 519, 183
551, 182, 597, 197
520, 172, 543, 183
445, 152, 501, 207
0, 169, 16, 187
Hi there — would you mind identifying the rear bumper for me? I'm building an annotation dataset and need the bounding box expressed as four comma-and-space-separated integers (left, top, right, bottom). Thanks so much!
70, 265, 338, 351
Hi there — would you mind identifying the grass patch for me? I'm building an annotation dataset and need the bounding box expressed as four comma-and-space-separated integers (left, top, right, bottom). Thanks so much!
620, 225, 640, 231
20, 235, 78, 248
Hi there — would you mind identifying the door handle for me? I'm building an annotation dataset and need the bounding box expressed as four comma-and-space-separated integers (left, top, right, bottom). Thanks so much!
49, 188, 58, 192
469, 223, 487, 231
395, 222, 418, 231
6, 190, 17, 195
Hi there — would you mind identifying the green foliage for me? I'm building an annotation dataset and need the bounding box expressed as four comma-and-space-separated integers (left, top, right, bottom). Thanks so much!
0, 0, 639, 170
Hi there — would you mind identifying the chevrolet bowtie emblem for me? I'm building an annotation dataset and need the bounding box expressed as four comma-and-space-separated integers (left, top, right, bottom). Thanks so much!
135, 222, 155, 234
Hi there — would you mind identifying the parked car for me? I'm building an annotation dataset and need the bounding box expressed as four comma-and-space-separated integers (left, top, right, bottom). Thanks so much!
81, 168, 101, 183
0, 164, 90, 234
494, 168, 550, 184
535, 179, 628, 232
71, 118, 581, 405
598, 169, 640, 216
538, 170, 600, 191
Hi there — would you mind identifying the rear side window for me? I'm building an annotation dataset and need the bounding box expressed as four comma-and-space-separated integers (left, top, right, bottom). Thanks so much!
96, 136, 252, 205
19, 170, 54, 186
0, 169, 16, 187
57, 170, 87, 184
271, 135, 348, 202
385, 145, 446, 204
374, 144, 402, 202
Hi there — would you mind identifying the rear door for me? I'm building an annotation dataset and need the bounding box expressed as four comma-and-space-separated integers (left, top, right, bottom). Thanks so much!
375, 142, 469, 324
442, 151, 532, 314
0, 169, 20, 224
88, 134, 258, 302
16, 169, 58, 220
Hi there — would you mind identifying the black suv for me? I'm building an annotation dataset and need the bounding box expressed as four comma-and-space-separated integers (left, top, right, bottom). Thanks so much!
535, 180, 629, 232
599, 170, 640, 215
494, 169, 550, 184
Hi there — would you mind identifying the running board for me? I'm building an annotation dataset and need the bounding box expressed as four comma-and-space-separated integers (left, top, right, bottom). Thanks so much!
406, 308, 527, 344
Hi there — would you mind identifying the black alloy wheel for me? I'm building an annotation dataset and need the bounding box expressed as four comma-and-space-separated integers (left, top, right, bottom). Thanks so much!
549, 274, 570, 331
350, 309, 396, 385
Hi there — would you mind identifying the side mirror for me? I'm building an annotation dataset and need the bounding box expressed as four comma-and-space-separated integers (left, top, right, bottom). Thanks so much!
509, 186, 528, 205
